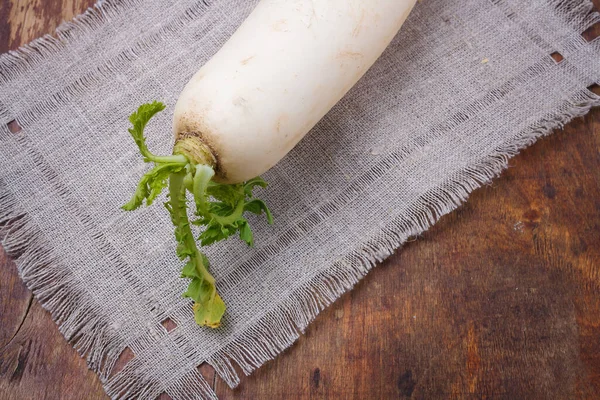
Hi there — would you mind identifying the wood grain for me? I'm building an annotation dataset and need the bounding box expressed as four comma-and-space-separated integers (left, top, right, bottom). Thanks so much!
1, 1, 600, 399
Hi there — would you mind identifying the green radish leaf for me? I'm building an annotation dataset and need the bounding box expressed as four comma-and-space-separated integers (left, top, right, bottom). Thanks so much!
201, 253, 211, 271
122, 163, 184, 211
181, 260, 198, 279
123, 102, 274, 329
193, 292, 226, 328
146, 166, 175, 205
206, 183, 243, 207
176, 242, 194, 260
207, 202, 235, 217
243, 177, 268, 196
122, 177, 150, 211
198, 220, 238, 246
243, 199, 274, 224
128, 101, 166, 162
198, 223, 224, 246
122, 102, 187, 211
193, 175, 273, 248
183, 277, 204, 302
239, 220, 254, 247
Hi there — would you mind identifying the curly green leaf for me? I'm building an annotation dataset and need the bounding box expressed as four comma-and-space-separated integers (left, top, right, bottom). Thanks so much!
122, 101, 274, 329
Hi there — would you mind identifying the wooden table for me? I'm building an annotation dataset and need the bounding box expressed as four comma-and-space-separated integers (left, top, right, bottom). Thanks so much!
1, 1, 600, 399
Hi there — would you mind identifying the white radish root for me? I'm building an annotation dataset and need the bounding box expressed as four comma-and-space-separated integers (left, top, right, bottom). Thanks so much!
173, 0, 418, 183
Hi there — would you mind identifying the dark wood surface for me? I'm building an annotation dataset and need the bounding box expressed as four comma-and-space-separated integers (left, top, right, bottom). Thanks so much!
1, 1, 600, 399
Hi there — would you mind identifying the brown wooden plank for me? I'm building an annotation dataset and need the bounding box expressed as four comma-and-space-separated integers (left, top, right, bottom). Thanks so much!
1, 1, 600, 400
0, 0, 96, 54
0, 247, 106, 400
0, 247, 31, 355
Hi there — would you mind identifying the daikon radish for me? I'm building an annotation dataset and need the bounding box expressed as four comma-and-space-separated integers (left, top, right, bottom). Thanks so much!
124, 0, 417, 328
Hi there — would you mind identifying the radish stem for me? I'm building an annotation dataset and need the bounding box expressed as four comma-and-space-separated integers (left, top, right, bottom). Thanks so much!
148, 154, 189, 165
193, 165, 215, 215
123, 101, 273, 328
